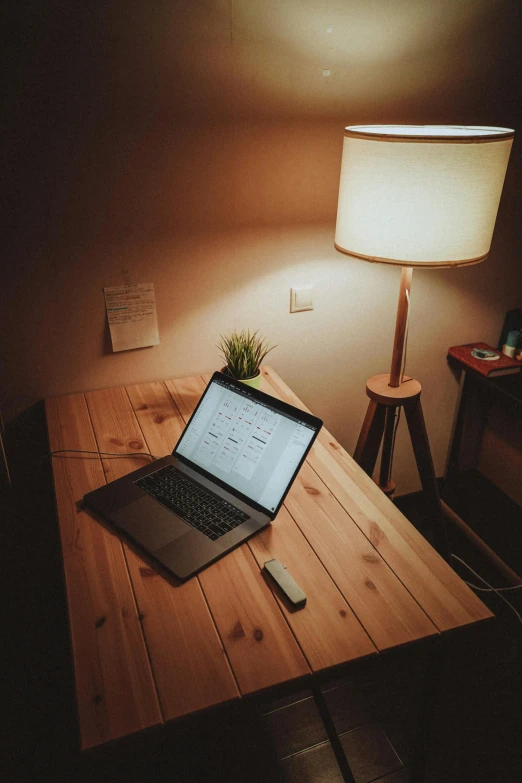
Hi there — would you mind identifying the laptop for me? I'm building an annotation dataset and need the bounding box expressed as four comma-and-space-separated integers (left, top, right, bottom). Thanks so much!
83, 372, 322, 581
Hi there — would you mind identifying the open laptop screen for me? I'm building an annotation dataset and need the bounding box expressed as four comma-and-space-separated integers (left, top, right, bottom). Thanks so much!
174, 374, 320, 515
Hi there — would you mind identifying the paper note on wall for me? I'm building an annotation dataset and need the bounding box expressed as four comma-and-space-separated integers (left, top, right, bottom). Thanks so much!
104, 283, 160, 352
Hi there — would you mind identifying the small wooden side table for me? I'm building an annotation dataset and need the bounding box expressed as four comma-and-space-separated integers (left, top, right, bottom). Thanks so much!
444, 358, 522, 584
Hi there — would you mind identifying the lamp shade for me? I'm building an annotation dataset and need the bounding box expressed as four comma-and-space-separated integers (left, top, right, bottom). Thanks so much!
335, 125, 514, 267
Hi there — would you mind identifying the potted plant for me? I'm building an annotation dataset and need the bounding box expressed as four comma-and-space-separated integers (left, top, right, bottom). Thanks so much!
217, 329, 276, 389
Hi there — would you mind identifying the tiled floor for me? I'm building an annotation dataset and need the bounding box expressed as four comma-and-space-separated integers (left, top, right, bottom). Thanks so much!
264, 694, 406, 782
279, 741, 345, 783
3, 404, 522, 782
256, 644, 428, 782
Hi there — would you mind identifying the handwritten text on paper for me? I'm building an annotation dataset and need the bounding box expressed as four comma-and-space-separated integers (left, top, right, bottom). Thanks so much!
104, 283, 160, 352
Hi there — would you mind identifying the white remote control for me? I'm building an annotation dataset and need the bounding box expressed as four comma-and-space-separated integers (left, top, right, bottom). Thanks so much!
263, 559, 307, 608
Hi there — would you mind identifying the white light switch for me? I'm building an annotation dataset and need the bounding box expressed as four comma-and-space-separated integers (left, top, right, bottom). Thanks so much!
290, 286, 313, 313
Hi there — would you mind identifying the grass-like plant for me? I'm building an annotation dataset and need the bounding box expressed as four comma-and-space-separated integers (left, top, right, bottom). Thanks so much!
217, 329, 276, 380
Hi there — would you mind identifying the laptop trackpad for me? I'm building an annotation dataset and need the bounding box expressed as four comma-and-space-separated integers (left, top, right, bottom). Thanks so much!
111, 496, 188, 551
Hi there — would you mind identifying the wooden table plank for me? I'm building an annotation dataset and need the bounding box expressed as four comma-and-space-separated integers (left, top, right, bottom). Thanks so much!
308, 440, 492, 629
84, 386, 153, 478
197, 545, 311, 694
166, 375, 311, 693
191, 364, 378, 670
45, 395, 161, 750
192, 371, 435, 648
260, 366, 493, 630
248, 506, 377, 671
194, 373, 379, 668
124, 555, 240, 719
165, 375, 208, 420
126, 381, 185, 459
284, 462, 438, 649
86, 385, 240, 721
47, 369, 493, 753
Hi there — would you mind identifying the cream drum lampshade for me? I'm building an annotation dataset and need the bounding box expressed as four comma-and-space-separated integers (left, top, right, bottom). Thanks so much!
335, 125, 514, 268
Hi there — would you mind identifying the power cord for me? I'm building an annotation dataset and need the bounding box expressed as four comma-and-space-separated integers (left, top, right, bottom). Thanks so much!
45, 449, 158, 462
451, 554, 522, 625
463, 584, 522, 592
46, 450, 159, 512
43, 452, 522, 625
395, 289, 521, 623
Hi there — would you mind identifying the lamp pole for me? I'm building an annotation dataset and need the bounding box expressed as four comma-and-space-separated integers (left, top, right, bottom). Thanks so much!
355, 264, 449, 558
337, 125, 514, 561
378, 265, 413, 493
389, 266, 413, 387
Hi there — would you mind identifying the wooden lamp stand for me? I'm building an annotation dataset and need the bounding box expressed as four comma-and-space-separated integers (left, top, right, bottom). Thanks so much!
335, 125, 514, 564
353, 268, 450, 559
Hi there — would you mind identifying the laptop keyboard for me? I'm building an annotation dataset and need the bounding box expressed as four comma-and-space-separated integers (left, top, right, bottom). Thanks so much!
135, 465, 249, 541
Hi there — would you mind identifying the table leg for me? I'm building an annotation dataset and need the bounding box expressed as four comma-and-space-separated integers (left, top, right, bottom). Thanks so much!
444, 368, 497, 497
444, 369, 475, 495
312, 683, 356, 783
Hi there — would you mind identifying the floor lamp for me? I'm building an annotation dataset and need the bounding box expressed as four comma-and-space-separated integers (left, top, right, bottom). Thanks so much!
334, 125, 514, 559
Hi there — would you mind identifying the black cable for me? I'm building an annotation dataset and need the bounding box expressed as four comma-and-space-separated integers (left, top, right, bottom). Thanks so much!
44, 449, 158, 463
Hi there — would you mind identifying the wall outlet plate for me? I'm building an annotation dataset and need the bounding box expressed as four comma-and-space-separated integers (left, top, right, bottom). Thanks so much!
290, 286, 313, 313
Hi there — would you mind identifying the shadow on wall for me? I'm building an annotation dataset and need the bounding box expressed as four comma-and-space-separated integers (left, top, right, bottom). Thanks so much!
5, 0, 521, 253
2, 0, 521, 437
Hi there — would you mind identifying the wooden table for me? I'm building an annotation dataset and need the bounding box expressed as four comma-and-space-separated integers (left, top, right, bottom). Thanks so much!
45, 367, 492, 757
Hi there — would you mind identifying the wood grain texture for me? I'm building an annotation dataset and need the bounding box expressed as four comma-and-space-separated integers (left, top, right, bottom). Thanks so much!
47, 368, 492, 751
366, 374, 421, 405
198, 545, 310, 694
167, 373, 311, 692
306, 440, 491, 628
165, 375, 208, 420
45, 394, 161, 750
284, 461, 438, 649
85, 386, 152, 483
390, 266, 413, 387
87, 384, 240, 722
126, 381, 185, 458
124, 553, 240, 719
248, 506, 377, 671
261, 366, 493, 629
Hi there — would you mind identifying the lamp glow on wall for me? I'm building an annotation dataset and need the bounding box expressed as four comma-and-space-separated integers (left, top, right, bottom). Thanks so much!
335, 125, 514, 557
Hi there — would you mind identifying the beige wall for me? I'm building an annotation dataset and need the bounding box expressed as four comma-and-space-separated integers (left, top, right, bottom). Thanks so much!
3, 0, 522, 494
